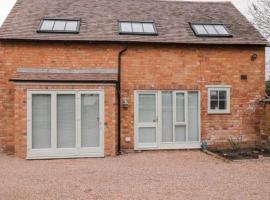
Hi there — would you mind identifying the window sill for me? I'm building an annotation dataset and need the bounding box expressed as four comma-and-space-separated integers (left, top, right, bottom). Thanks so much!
207, 111, 231, 115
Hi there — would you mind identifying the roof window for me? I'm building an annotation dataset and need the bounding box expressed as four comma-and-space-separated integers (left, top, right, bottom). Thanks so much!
37, 18, 80, 33
190, 23, 231, 37
119, 21, 158, 35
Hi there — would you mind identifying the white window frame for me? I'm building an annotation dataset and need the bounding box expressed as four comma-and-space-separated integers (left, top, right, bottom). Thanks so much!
206, 85, 231, 114
27, 90, 104, 159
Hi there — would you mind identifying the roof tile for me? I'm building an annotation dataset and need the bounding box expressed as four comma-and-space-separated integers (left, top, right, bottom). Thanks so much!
0, 0, 268, 45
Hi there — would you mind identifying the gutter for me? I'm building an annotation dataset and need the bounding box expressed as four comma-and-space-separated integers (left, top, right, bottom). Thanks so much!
9, 79, 117, 84
117, 45, 128, 155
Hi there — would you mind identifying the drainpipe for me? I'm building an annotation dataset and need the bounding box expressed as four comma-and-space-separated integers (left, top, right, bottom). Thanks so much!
117, 44, 128, 154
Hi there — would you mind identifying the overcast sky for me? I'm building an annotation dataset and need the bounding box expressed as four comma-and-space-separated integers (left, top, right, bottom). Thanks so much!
0, 0, 249, 27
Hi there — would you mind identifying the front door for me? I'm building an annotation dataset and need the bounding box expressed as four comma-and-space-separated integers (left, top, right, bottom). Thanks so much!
135, 91, 200, 150
27, 90, 104, 159
135, 92, 158, 149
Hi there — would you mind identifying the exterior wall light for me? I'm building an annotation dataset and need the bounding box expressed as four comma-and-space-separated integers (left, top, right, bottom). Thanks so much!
122, 97, 129, 108
251, 53, 257, 61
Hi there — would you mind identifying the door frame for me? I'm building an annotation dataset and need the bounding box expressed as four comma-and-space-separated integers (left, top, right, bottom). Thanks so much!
27, 89, 104, 159
134, 91, 159, 149
134, 90, 201, 150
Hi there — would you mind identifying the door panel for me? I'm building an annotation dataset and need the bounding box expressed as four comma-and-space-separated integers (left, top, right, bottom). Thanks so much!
139, 127, 156, 143
175, 126, 186, 142
81, 94, 100, 148
188, 92, 199, 141
57, 94, 76, 148
176, 93, 185, 123
138, 94, 156, 123
32, 94, 51, 149
137, 93, 158, 148
161, 92, 173, 142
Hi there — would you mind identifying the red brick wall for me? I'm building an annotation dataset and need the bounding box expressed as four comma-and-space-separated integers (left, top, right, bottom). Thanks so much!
0, 41, 266, 157
0, 41, 121, 157
120, 44, 265, 150
260, 102, 270, 145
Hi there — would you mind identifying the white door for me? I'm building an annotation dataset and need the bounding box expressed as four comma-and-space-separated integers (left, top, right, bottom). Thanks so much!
135, 92, 158, 149
135, 91, 200, 150
27, 90, 104, 159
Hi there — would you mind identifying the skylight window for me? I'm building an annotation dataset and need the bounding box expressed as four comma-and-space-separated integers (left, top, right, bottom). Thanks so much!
119, 21, 158, 35
38, 19, 80, 33
190, 23, 231, 37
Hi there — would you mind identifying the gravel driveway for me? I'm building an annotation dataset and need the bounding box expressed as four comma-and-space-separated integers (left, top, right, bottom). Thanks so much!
0, 150, 269, 200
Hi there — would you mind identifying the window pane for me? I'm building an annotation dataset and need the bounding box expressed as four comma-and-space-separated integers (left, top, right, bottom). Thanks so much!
53, 21, 66, 31
176, 93, 185, 122
219, 90, 227, 100
219, 100, 227, 110
40, 20, 54, 31
175, 126, 186, 142
204, 25, 217, 34
139, 94, 156, 122
210, 90, 218, 100
139, 127, 156, 143
32, 94, 51, 149
81, 94, 100, 147
188, 92, 199, 141
193, 25, 207, 35
143, 23, 155, 33
162, 92, 173, 142
210, 100, 219, 110
132, 22, 143, 32
57, 94, 76, 148
214, 25, 229, 35
120, 22, 132, 32
65, 21, 78, 31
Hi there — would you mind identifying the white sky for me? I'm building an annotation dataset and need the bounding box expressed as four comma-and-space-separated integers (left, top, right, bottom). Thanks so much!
0, 0, 249, 27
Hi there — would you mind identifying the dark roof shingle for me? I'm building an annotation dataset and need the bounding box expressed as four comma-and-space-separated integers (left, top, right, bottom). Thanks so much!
0, 0, 268, 45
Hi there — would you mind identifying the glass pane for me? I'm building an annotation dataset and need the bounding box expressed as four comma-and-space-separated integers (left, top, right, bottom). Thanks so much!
204, 25, 218, 34
81, 94, 100, 147
32, 94, 51, 149
139, 94, 156, 122
139, 127, 156, 143
40, 20, 54, 31
214, 25, 228, 35
219, 90, 227, 100
143, 23, 155, 33
120, 22, 132, 32
57, 94, 76, 148
65, 21, 78, 31
188, 92, 199, 141
210, 90, 218, 100
210, 100, 219, 110
53, 21, 66, 31
219, 100, 227, 110
175, 126, 186, 142
176, 93, 185, 122
132, 22, 143, 32
162, 92, 173, 142
193, 25, 207, 35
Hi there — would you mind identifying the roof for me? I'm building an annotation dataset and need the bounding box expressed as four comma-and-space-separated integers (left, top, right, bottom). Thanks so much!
0, 0, 268, 46
10, 68, 118, 82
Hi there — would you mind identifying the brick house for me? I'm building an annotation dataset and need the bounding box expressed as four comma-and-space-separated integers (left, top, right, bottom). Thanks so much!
0, 0, 268, 159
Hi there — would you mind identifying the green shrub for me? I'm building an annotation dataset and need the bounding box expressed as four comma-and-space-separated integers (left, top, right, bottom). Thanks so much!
227, 136, 243, 152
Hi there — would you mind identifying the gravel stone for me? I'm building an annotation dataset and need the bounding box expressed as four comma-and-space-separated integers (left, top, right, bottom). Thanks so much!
0, 150, 269, 200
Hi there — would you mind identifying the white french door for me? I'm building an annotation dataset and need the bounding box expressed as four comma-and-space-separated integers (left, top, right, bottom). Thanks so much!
135, 91, 200, 150
27, 90, 104, 159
